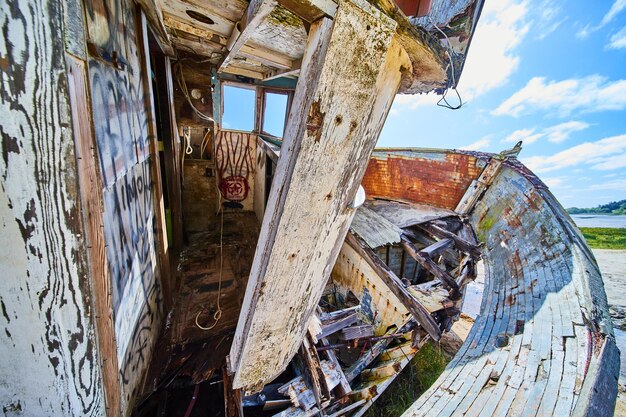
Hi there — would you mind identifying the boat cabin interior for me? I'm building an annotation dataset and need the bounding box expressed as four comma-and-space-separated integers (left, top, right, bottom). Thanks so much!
0, 0, 619, 416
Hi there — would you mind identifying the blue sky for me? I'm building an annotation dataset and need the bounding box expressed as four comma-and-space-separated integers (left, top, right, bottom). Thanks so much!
380, 0, 626, 208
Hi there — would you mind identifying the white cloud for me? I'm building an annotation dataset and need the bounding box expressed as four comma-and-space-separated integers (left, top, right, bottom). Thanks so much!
534, 1, 566, 40
602, 0, 626, 25
460, 136, 491, 151
589, 179, 626, 191
608, 26, 626, 49
591, 152, 626, 170
502, 121, 590, 145
576, 0, 626, 38
522, 134, 626, 173
503, 128, 544, 144
493, 76, 626, 117
543, 121, 590, 143
543, 177, 565, 188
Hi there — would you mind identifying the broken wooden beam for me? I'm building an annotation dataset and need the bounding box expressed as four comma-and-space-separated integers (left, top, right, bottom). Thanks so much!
300, 335, 330, 408
320, 338, 351, 396
417, 223, 482, 259
230, 0, 411, 391
346, 233, 442, 341
319, 305, 361, 323
318, 313, 359, 339
420, 237, 453, 258
400, 235, 461, 300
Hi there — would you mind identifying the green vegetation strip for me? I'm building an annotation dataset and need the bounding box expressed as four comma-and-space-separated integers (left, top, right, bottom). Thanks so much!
364, 342, 449, 417
580, 227, 626, 250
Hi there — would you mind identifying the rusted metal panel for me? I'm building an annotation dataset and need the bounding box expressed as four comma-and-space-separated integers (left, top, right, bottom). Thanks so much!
362, 150, 483, 210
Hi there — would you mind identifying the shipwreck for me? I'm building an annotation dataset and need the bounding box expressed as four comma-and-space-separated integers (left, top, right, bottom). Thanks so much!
0, 0, 620, 416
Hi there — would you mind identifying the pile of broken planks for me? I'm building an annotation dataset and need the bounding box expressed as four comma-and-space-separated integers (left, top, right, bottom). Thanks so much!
349, 199, 483, 342
241, 304, 420, 417
238, 200, 483, 417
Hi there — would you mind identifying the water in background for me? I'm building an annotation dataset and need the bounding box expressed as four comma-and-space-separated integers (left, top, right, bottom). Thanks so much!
570, 214, 626, 228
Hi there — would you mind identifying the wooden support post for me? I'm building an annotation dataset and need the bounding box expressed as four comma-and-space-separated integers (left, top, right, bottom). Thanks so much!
223, 365, 245, 417
153, 54, 184, 253
455, 157, 503, 215
346, 234, 442, 341
137, 9, 172, 310
66, 54, 122, 416
230, 0, 410, 391
400, 235, 461, 300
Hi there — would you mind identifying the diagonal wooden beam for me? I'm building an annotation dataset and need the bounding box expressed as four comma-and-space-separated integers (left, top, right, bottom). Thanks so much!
417, 223, 482, 259
400, 235, 461, 299
346, 234, 442, 341
229, 0, 411, 392
219, 0, 278, 73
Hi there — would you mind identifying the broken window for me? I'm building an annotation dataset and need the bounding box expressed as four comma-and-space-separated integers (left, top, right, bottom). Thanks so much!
222, 84, 255, 131
262, 91, 289, 138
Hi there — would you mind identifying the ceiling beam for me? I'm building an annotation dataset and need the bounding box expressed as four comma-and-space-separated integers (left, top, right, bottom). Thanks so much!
219, 0, 278, 73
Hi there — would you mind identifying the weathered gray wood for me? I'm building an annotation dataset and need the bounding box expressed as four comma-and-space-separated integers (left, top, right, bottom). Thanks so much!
455, 157, 503, 215
365, 199, 457, 228
347, 234, 441, 341
400, 235, 461, 299
350, 206, 403, 249
418, 224, 482, 259
319, 305, 360, 323
341, 325, 374, 341
319, 313, 358, 339
219, 0, 278, 73
230, 0, 409, 391
0, 0, 104, 414
320, 338, 351, 396
420, 237, 453, 258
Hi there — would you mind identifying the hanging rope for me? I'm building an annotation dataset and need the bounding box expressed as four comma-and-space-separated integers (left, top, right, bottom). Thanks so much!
428, 16, 464, 110
195, 191, 224, 331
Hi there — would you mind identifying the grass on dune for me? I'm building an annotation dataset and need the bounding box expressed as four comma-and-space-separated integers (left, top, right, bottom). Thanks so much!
580, 227, 626, 250
363, 342, 449, 417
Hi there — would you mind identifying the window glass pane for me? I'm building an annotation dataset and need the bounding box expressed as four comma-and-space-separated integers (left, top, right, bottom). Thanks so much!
222, 85, 255, 131
263, 92, 288, 137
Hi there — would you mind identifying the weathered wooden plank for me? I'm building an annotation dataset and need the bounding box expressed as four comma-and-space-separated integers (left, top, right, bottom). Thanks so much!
223, 365, 245, 417
0, 0, 105, 414
455, 157, 503, 215
66, 54, 122, 416
341, 325, 374, 341
152, 53, 184, 256
219, 0, 278, 73
418, 223, 482, 259
346, 234, 441, 341
365, 199, 457, 228
406, 284, 454, 314
419, 237, 453, 258
319, 305, 360, 322
318, 313, 358, 339
400, 235, 460, 299
320, 338, 351, 396
230, 0, 409, 391
350, 206, 403, 249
